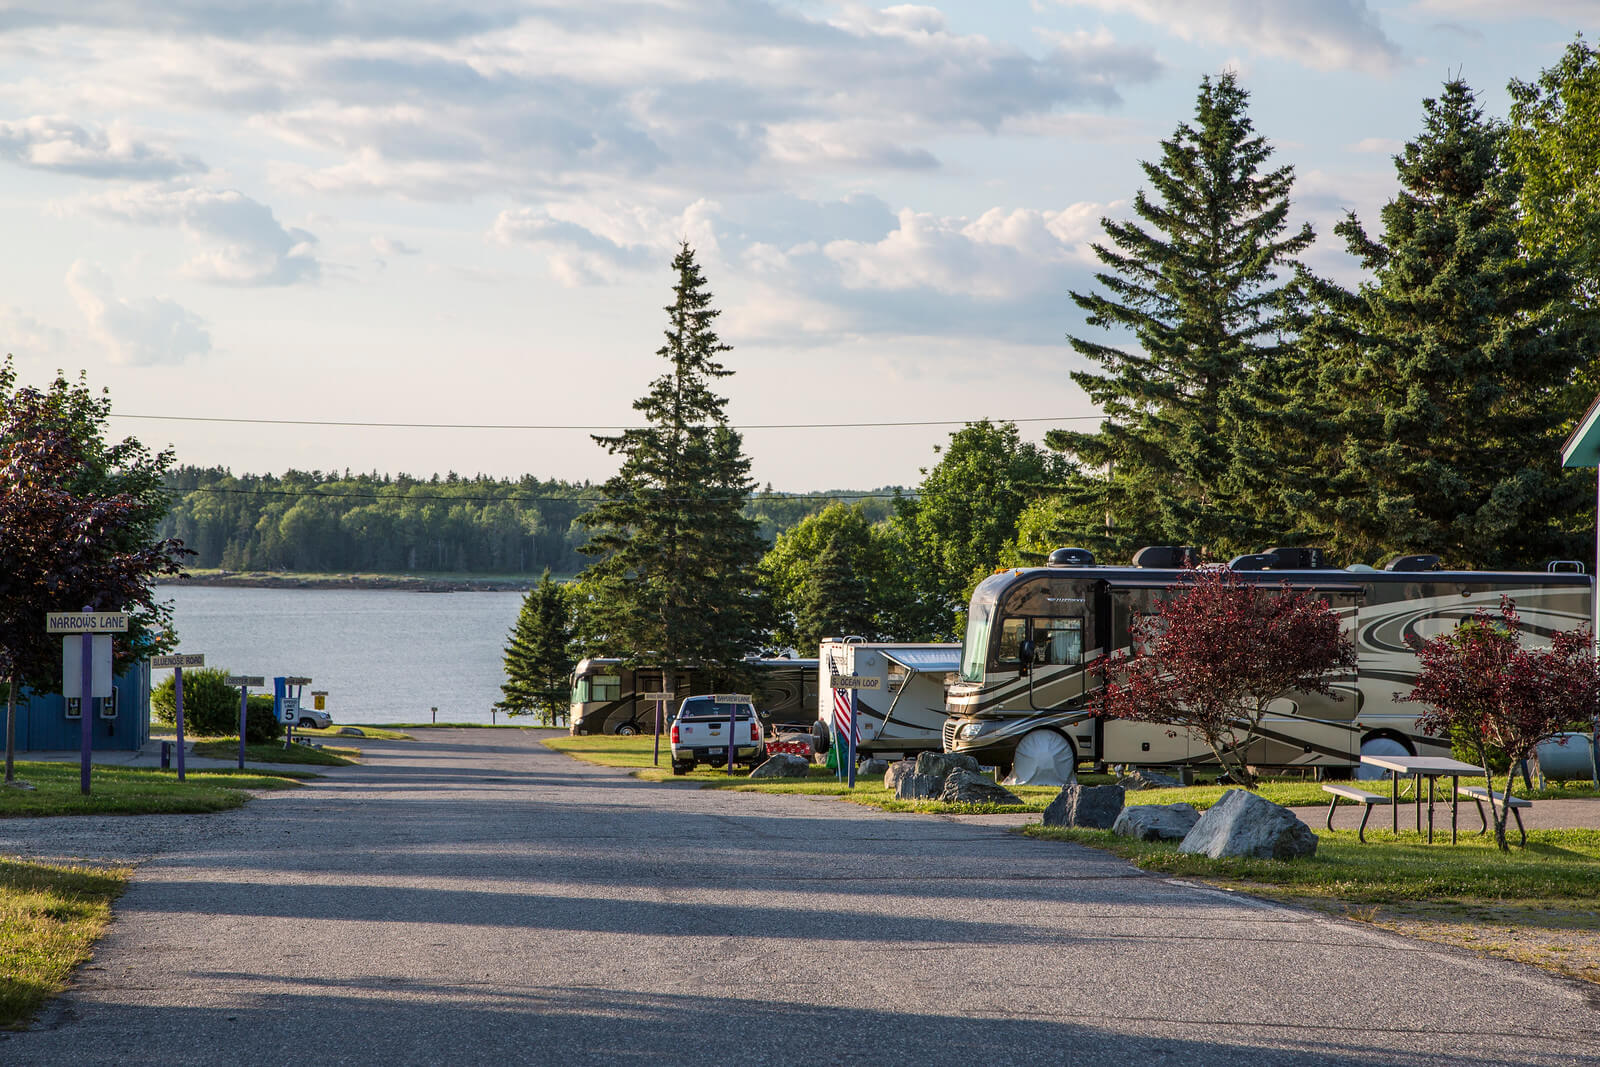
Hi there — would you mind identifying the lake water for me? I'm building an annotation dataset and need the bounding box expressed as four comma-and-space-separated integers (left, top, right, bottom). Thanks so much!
156, 585, 529, 725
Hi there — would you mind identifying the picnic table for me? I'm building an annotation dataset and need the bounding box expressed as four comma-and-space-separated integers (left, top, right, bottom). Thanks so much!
1359, 753, 1484, 844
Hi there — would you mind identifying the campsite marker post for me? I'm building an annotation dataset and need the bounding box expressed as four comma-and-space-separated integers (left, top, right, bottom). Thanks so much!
48, 608, 125, 795
829, 676, 881, 789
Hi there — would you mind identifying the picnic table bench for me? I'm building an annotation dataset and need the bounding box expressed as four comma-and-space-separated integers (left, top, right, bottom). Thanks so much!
1322, 784, 1390, 843
1458, 785, 1533, 847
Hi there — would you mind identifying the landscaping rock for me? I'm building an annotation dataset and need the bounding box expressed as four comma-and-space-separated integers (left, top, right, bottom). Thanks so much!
860, 758, 890, 777
748, 753, 812, 779
1117, 769, 1181, 791
913, 751, 981, 791
884, 760, 917, 791
1112, 803, 1200, 842
940, 769, 1023, 806
893, 772, 943, 801
1177, 789, 1318, 860
1041, 784, 1125, 829
337, 727, 366, 737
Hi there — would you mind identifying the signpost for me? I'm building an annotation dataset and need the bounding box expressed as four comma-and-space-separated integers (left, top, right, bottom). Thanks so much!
275, 677, 312, 747
641, 692, 675, 766
227, 675, 265, 770
47, 608, 126, 795
151, 653, 204, 780
713, 693, 755, 777
830, 676, 878, 789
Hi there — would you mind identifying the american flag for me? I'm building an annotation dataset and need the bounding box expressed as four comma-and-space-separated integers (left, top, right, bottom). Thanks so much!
833, 685, 852, 741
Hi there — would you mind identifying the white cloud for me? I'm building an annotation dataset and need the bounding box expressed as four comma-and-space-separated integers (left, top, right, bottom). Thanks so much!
81, 185, 320, 286
0, 305, 69, 358
371, 235, 420, 257
1058, 0, 1404, 73
1412, 0, 1595, 18
1348, 137, 1402, 154
0, 116, 204, 179
65, 261, 211, 366
490, 199, 724, 286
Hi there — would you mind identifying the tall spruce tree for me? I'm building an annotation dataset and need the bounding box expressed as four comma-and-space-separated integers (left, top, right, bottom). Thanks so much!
496, 571, 573, 725
793, 534, 878, 651
1046, 72, 1314, 559
574, 244, 765, 686
1288, 80, 1597, 568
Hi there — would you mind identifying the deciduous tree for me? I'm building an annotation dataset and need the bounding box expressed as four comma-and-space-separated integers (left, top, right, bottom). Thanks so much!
1095, 567, 1355, 788
1403, 598, 1600, 851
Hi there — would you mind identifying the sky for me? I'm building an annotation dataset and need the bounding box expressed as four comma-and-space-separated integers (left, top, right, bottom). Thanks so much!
0, 1, 1591, 492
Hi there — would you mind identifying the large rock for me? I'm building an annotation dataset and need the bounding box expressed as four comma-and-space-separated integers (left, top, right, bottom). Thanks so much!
1117, 769, 1181, 791
884, 760, 917, 792
914, 751, 981, 783
893, 773, 943, 801
1112, 803, 1200, 842
1177, 789, 1318, 860
748, 753, 812, 779
1041, 784, 1125, 829
860, 758, 890, 777
940, 769, 1023, 806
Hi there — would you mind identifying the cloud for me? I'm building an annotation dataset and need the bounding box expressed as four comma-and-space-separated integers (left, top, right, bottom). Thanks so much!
82, 185, 320, 286
0, 116, 205, 179
65, 261, 211, 366
370, 235, 419, 257
1412, 0, 1594, 19
1057, 0, 1404, 74
1348, 137, 1402, 154
0, 305, 69, 358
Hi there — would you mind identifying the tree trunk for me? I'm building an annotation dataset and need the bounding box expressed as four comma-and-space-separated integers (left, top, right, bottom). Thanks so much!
1477, 740, 1509, 852
1206, 737, 1257, 789
4, 675, 15, 784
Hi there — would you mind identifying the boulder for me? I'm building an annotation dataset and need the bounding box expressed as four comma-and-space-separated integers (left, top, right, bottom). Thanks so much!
1041, 784, 1125, 829
911, 751, 981, 794
940, 769, 1023, 806
337, 727, 366, 737
748, 753, 812, 779
860, 758, 890, 777
893, 773, 943, 801
1177, 789, 1318, 860
1117, 769, 1181, 791
884, 760, 917, 791
1112, 803, 1201, 842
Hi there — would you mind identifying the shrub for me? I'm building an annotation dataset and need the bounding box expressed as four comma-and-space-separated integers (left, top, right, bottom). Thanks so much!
153, 669, 283, 742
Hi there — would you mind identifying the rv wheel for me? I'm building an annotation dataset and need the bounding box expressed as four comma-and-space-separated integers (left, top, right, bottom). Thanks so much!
615, 723, 638, 736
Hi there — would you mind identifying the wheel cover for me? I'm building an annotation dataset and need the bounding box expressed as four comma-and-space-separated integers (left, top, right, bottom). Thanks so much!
1355, 735, 1410, 780
1005, 729, 1077, 787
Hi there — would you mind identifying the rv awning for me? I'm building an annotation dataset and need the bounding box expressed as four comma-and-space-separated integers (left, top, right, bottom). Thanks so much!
880, 647, 961, 673
1562, 392, 1600, 467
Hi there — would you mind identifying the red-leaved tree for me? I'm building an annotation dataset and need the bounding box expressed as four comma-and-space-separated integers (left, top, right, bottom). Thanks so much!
1403, 597, 1599, 851
1096, 566, 1356, 788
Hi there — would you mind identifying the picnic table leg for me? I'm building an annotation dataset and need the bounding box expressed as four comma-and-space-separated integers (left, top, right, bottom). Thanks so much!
1325, 796, 1338, 833
1450, 775, 1459, 844
1427, 775, 1435, 844
1391, 772, 1398, 835
1415, 773, 1422, 835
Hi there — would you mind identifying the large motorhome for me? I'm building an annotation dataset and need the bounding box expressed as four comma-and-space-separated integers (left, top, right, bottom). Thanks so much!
815, 639, 962, 761
569, 658, 819, 736
943, 546, 1593, 783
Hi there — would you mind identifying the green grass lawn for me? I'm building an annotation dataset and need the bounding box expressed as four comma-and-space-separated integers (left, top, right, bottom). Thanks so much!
0, 762, 305, 818
0, 858, 129, 1030
297, 725, 413, 741
189, 739, 358, 766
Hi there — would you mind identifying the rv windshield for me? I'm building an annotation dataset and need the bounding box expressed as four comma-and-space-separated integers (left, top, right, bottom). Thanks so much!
961, 575, 1008, 682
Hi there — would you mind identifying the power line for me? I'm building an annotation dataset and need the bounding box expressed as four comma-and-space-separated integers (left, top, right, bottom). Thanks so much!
167, 484, 912, 505
112, 413, 1101, 431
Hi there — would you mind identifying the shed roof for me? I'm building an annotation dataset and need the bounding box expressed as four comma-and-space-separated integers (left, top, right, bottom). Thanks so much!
1561, 392, 1600, 467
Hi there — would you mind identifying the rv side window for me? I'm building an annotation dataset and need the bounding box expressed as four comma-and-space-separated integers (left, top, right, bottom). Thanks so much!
592, 675, 621, 702
997, 617, 1084, 667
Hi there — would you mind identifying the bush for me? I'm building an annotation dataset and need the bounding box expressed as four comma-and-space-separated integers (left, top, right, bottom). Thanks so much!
153, 669, 283, 742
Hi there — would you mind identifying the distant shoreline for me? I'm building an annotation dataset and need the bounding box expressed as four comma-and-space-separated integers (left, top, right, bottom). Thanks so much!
164, 572, 538, 593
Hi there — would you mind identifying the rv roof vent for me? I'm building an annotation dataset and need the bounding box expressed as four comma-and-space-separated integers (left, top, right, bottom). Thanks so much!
1229, 553, 1274, 571
1383, 554, 1442, 572
1546, 559, 1586, 574
1047, 547, 1096, 567
1131, 545, 1200, 569
1263, 546, 1334, 570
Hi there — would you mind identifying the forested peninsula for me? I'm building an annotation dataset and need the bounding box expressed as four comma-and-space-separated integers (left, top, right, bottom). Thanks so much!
157, 466, 895, 582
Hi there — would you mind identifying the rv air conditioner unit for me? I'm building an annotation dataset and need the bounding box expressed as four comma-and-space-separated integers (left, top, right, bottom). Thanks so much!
1131, 545, 1200, 569
1383, 554, 1442, 572
1047, 547, 1096, 567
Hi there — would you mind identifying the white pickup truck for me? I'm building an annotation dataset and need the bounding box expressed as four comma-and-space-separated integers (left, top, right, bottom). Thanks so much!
669, 696, 765, 775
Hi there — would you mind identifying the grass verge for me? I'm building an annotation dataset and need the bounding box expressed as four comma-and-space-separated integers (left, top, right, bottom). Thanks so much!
0, 763, 305, 818
0, 858, 129, 1030
297, 725, 413, 741
190, 740, 358, 766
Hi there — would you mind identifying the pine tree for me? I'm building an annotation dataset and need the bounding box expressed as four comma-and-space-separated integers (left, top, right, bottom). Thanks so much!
496, 571, 573, 725
574, 244, 766, 684
793, 534, 878, 651
1046, 72, 1315, 559
1290, 80, 1598, 568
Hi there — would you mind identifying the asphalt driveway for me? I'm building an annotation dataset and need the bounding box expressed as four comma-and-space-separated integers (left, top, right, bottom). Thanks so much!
3, 730, 1597, 1065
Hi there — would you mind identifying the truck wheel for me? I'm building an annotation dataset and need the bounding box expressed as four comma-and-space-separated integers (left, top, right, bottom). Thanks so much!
672, 760, 693, 775
615, 723, 638, 736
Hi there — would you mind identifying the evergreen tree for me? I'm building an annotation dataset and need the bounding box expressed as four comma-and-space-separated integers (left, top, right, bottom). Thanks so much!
792, 534, 878, 651
1289, 80, 1598, 568
1046, 72, 1315, 559
496, 571, 573, 725
574, 244, 766, 684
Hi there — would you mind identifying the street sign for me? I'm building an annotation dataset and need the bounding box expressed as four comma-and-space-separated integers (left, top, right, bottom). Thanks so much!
61, 635, 113, 698
284, 676, 313, 685
279, 695, 300, 724
46, 611, 128, 633
830, 675, 882, 690
640, 691, 676, 701
151, 653, 206, 669
711, 693, 754, 703
227, 676, 266, 687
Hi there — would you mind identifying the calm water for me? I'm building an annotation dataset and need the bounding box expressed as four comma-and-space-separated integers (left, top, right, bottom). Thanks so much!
156, 585, 528, 725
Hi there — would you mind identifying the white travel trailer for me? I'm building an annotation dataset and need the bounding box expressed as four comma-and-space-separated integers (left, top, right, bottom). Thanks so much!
943, 546, 1594, 784
815, 639, 961, 761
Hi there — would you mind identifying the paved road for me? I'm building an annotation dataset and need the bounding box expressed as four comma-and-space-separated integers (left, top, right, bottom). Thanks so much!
4, 731, 1599, 1066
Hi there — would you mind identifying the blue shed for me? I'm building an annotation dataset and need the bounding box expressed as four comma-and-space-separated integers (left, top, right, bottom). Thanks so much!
8, 663, 151, 752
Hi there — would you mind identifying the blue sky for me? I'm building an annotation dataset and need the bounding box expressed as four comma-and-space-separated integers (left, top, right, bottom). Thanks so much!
0, 1, 1590, 491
